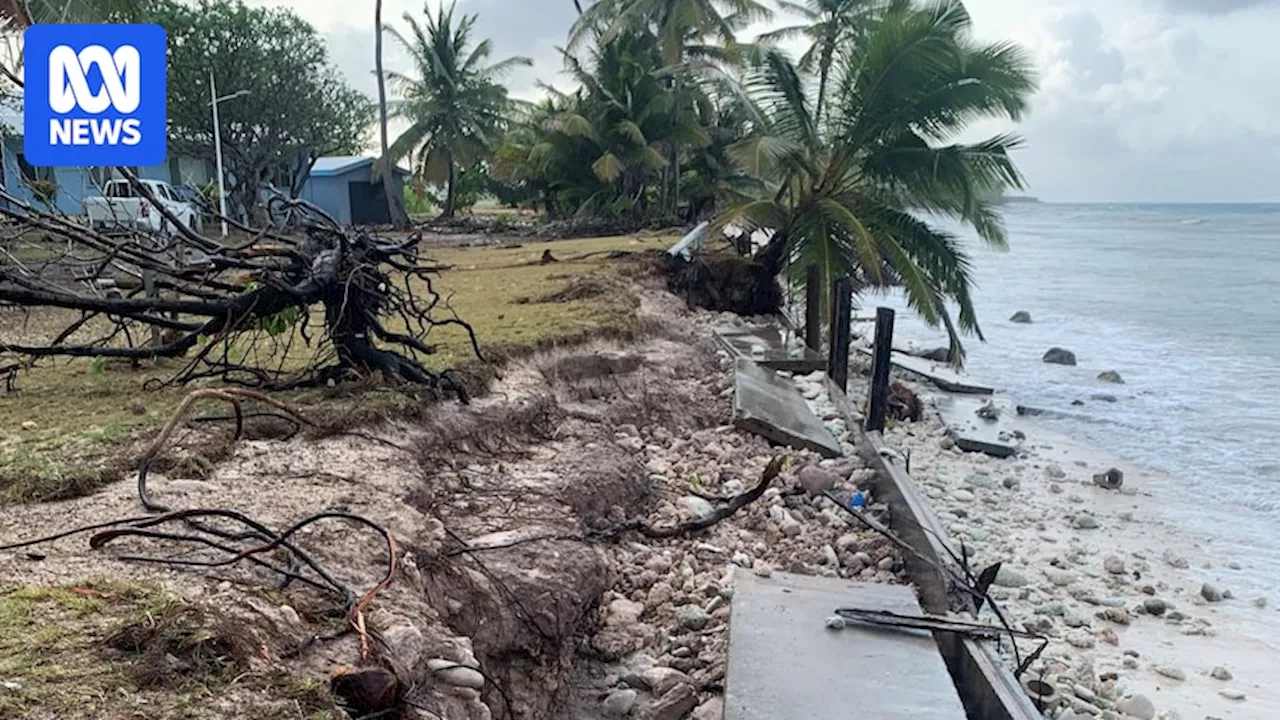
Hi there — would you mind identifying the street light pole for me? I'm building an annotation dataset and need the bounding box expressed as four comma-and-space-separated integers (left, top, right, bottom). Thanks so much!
210, 70, 228, 238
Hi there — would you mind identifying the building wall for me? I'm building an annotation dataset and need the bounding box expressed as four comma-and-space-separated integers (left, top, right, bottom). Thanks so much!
299, 174, 352, 225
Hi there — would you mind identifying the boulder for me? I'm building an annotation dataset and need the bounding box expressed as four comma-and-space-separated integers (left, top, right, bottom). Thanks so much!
915, 347, 952, 363
797, 466, 839, 497
1043, 347, 1077, 366
639, 683, 698, 720
1010, 311, 1033, 324
1097, 370, 1125, 384
1092, 468, 1123, 490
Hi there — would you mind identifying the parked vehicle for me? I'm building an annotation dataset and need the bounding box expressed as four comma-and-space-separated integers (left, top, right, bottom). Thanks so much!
169, 184, 209, 234
83, 179, 201, 235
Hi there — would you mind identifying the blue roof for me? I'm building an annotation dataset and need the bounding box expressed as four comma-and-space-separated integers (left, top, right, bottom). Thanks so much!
311, 156, 410, 178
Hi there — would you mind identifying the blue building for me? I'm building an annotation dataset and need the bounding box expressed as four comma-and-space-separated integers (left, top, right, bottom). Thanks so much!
1, 108, 212, 216
296, 156, 409, 226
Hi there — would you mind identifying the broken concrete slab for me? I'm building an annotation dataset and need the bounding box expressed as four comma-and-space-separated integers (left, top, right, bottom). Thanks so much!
933, 395, 1020, 458
725, 572, 968, 720
855, 347, 994, 395
715, 325, 826, 373
732, 358, 842, 458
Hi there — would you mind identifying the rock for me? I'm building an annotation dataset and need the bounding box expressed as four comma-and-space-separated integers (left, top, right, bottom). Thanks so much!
778, 511, 802, 538
1010, 311, 1033, 324
965, 474, 996, 489
1100, 607, 1131, 625
835, 534, 860, 552
1142, 598, 1169, 616
1043, 347, 1078, 366
1002, 477, 1021, 490
1154, 664, 1185, 681
1097, 371, 1125, 384
1073, 514, 1101, 530
1103, 556, 1126, 575
797, 466, 840, 496
1091, 394, 1118, 403
1046, 464, 1067, 479
1046, 569, 1077, 587
642, 667, 692, 696
975, 401, 1001, 421
1064, 611, 1091, 628
639, 683, 698, 720
20, 420, 38, 431
1092, 468, 1124, 490
916, 347, 952, 362
1162, 549, 1189, 569
1123, 657, 1139, 670
1211, 666, 1232, 681
1201, 583, 1224, 603
940, 436, 956, 450
825, 616, 846, 631
1218, 689, 1246, 701
1117, 694, 1156, 720
1050, 483, 1063, 494
1066, 629, 1095, 648
691, 697, 723, 720
603, 689, 639, 717
994, 567, 1030, 588
681, 496, 715, 520
1253, 596, 1267, 609
676, 605, 710, 631
820, 545, 839, 567
427, 658, 485, 689
951, 489, 976, 503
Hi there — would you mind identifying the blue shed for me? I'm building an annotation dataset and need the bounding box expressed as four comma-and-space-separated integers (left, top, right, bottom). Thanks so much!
297, 156, 410, 226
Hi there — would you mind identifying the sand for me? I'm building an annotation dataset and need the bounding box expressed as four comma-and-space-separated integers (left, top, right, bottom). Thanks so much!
878, 383, 1277, 719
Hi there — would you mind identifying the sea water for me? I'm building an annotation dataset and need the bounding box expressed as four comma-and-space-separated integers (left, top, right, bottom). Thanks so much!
865, 203, 1280, 602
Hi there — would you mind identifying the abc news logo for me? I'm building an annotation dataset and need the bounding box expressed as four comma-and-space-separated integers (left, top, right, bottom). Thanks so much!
48, 44, 143, 147
24, 24, 167, 167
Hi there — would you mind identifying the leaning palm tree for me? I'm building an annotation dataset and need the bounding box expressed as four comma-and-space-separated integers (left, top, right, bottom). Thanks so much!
718, 0, 1036, 362
381, 2, 530, 219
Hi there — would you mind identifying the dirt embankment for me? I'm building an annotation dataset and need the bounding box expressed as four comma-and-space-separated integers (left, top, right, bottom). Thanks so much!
0, 282, 901, 720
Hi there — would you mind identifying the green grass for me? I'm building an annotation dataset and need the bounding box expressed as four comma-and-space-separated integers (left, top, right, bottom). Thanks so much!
0, 233, 673, 503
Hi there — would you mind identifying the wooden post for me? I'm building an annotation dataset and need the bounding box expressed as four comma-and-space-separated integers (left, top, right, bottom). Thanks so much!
828, 277, 853, 392
866, 306, 896, 432
804, 264, 821, 353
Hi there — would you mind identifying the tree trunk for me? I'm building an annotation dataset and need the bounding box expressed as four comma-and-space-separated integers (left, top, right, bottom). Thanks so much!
816, 41, 834, 128
443, 159, 457, 219
376, 0, 411, 229
542, 186, 558, 221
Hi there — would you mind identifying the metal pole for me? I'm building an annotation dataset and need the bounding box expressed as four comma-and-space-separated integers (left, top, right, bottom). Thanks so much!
211, 70, 228, 239
828, 277, 853, 392
866, 306, 896, 432
804, 264, 821, 352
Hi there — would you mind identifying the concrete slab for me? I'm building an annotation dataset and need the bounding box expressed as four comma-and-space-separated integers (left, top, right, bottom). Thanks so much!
715, 325, 827, 373
732, 358, 842, 458
933, 395, 1020, 458
855, 347, 994, 395
725, 573, 969, 720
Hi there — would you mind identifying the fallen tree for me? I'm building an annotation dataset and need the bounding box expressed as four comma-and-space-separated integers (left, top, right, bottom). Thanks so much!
0, 170, 479, 396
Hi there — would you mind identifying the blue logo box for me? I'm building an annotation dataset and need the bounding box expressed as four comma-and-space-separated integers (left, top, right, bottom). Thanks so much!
23, 24, 167, 167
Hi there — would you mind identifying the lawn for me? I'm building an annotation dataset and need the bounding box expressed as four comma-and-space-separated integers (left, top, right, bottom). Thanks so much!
0, 232, 675, 503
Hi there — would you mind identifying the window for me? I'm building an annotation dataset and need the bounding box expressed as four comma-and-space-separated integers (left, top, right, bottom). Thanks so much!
89, 167, 111, 190
105, 182, 135, 198
16, 154, 54, 183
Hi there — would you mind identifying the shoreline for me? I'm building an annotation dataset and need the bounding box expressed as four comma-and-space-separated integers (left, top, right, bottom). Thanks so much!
873, 372, 1276, 719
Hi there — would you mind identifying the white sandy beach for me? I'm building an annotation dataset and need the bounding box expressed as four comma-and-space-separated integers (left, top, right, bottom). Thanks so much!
874, 379, 1278, 719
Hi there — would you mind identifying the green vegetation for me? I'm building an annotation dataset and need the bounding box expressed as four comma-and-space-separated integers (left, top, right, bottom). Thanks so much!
380, 2, 532, 218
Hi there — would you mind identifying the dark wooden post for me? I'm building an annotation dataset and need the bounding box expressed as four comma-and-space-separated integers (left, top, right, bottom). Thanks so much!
866, 306, 896, 432
804, 264, 821, 352
828, 277, 853, 392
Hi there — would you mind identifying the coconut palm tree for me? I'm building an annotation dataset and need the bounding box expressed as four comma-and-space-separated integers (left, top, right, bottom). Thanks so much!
381, 2, 530, 218
758, 0, 895, 125
375, 0, 411, 227
718, 0, 1036, 362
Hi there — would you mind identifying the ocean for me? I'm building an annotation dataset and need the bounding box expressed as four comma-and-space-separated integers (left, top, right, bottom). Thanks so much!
866, 202, 1280, 598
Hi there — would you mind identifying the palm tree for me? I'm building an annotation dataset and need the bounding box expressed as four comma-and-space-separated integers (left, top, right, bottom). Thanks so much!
381, 2, 530, 219
375, 0, 411, 227
718, 0, 1036, 362
758, 0, 892, 125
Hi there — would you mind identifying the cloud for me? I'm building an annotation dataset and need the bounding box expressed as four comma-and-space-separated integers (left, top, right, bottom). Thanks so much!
1157, 0, 1280, 14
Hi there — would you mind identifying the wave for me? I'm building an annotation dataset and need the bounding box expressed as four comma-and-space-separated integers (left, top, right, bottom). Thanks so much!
1178, 217, 1208, 225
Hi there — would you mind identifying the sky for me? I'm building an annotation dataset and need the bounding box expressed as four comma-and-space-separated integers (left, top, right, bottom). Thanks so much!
248, 0, 1280, 203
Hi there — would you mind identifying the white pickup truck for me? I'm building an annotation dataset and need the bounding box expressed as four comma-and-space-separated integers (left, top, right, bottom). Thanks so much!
83, 179, 202, 235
